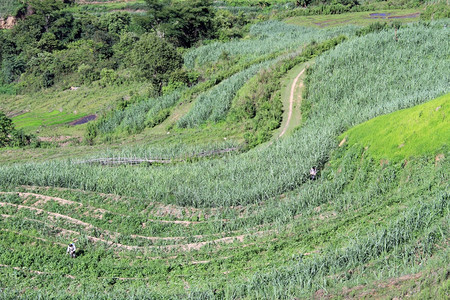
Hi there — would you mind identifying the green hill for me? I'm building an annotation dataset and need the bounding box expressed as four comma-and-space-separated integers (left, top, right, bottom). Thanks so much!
0, 2, 449, 299
340, 93, 449, 161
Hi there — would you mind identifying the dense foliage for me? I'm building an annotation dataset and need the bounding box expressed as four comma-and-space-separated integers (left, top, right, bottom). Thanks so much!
0, 0, 224, 93
145, 0, 216, 47
0, 111, 38, 147
0, 0, 21, 18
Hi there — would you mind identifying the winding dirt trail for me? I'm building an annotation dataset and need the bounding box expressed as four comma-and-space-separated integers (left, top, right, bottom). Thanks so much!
279, 68, 306, 138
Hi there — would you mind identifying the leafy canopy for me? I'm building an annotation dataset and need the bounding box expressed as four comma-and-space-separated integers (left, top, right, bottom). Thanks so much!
145, 0, 216, 47
129, 33, 183, 90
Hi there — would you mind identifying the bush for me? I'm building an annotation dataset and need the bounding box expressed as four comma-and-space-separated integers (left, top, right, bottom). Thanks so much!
0, 111, 14, 147
421, 2, 450, 20
99, 68, 121, 87
129, 33, 183, 91
77, 64, 100, 85
0, 111, 38, 148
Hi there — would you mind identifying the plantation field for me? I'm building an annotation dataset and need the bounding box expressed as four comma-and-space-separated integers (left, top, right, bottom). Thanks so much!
0, 127, 448, 298
286, 8, 422, 27
0, 4, 449, 298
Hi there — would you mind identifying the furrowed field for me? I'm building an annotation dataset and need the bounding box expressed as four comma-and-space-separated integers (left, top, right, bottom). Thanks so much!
0, 1, 449, 299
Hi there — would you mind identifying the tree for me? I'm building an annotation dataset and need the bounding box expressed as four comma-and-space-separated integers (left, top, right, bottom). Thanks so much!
0, 111, 38, 148
0, 111, 14, 147
1, 54, 26, 84
129, 33, 182, 91
11, 0, 76, 53
145, 0, 216, 47
99, 11, 131, 36
295, 0, 312, 7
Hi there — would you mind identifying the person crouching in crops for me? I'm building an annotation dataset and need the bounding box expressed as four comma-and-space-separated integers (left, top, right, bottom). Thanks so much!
67, 243, 76, 258
310, 167, 317, 180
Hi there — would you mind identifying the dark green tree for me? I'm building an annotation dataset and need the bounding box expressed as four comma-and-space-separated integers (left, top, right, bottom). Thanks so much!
1, 54, 26, 84
0, 111, 14, 147
11, 0, 76, 53
99, 11, 132, 36
0, 111, 39, 148
129, 33, 182, 91
145, 0, 216, 47
296, 0, 312, 7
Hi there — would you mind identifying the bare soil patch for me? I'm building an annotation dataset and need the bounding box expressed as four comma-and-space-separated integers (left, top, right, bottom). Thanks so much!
279, 68, 306, 138
0, 17, 16, 29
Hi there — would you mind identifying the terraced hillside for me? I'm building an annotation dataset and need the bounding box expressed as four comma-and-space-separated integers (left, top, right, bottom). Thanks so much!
0, 4, 449, 300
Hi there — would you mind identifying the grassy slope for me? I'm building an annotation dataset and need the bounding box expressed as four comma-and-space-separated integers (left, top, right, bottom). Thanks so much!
340, 93, 449, 161
0, 83, 146, 136
0, 8, 448, 299
286, 8, 422, 28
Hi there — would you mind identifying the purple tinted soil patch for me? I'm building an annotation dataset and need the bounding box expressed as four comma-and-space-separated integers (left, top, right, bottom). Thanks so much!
370, 13, 390, 17
70, 114, 97, 126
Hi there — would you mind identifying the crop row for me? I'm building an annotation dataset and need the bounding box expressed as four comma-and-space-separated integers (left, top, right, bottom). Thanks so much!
95, 90, 183, 137
184, 20, 357, 68
1, 169, 447, 298
178, 60, 276, 128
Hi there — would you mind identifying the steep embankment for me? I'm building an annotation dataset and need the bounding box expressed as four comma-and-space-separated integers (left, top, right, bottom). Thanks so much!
340, 93, 449, 161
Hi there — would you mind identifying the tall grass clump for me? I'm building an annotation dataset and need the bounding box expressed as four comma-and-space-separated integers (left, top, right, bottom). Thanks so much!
178, 60, 275, 128
0, 22, 448, 208
95, 90, 182, 136
184, 21, 357, 68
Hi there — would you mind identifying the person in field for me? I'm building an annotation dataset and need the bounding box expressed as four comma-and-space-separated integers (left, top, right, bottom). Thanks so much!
67, 243, 76, 258
310, 167, 317, 180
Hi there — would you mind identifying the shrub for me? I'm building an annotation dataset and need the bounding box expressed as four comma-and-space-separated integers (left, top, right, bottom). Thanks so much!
129, 33, 183, 91
0, 111, 38, 148
99, 68, 121, 87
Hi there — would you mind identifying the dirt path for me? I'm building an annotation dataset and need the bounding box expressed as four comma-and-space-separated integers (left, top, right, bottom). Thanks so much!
279, 68, 306, 138
0, 201, 94, 229
0, 202, 274, 250
0, 191, 110, 219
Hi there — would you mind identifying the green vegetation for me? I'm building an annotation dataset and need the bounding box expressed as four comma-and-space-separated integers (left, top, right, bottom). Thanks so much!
421, 0, 450, 20
0, 0, 20, 18
0, 0, 219, 94
184, 21, 356, 68
0, 83, 146, 136
0, 111, 39, 147
178, 59, 275, 128
0, 1, 448, 298
145, 0, 216, 47
286, 8, 421, 27
340, 93, 449, 161
0, 128, 447, 298
94, 90, 183, 138
0, 23, 447, 207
